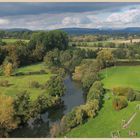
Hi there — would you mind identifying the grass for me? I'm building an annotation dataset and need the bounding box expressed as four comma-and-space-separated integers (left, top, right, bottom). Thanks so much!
2, 38, 29, 44
67, 92, 140, 138
0, 63, 52, 100
66, 66, 140, 138
100, 66, 140, 91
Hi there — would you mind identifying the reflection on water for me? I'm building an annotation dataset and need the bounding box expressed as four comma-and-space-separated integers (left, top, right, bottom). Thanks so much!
10, 75, 85, 138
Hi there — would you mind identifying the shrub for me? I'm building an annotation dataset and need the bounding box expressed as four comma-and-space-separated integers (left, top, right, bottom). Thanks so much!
3, 62, 14, 76
87, 81, 104, 105
82, 72, 99, 91
112, 87, 136, 101
0, 80, 10, 87
29, 80, 40, 88
112, 96, 128, 110
82, 100, 99, 118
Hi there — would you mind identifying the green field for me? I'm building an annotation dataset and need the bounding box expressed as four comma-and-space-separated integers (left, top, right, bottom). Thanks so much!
101, 66, 140, 91
2, 38, 29, 43
67, 92, 140, 138
67, 66, 140, 138
0, 63, 52, 100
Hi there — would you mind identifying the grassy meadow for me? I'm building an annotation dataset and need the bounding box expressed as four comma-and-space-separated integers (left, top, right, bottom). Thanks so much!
67, 66, 140, 138
0, 63, 52, 100
100, 66, 140, 91
2, 38, 29, 44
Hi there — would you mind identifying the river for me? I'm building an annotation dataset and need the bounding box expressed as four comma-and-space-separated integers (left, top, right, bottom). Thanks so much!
10, 75, 85, 138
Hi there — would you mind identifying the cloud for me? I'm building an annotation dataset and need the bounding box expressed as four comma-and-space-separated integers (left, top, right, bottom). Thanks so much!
62, 16, 91, 26
0, 3, 135, 17
106, 9, 140, 26
0, 3, 140, 29
0, 18, 9, 25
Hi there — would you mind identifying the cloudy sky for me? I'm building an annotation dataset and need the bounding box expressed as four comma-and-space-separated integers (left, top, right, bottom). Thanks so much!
0, 2, 140, 30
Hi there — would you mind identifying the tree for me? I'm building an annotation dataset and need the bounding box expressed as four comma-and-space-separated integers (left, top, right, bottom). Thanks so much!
43, 30, 69, 51
0, 47, 6, 65
29, 30, 68, 52
0, 95, 18, 137
0, 38, 6, 46
59, 99, 99, 134
60, 49, 84, 72
3, 62, 14, 76
87, 81, 104, 102
97, 49, 115, 69
81, 72, 99, 90
13, 91, 31, 124
113, 48, 127, 59
45, 75, 65, 97
82, 100, 99, 118
44, 49, 60, 67
32, 44, 46, 61
4, 45, 20, 68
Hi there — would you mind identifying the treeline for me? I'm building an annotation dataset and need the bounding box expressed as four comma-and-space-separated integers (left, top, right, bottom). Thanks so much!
0, 30, 32, 40
44, 48, 97, 73
0, 30, 69, 74
70, 34, 109, 42
113, 42, 140, 60
70, 34, 140, 43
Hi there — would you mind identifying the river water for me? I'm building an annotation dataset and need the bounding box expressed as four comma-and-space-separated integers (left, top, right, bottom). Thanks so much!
10, 75, 85, 138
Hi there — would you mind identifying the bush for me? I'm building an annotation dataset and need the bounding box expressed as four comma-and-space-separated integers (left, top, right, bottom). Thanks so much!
112, 96, 128, 110
29, 81, 40, 88
112, 87, 136, 101
87, 81, 104, 105
0, 80, 10, 87
82, 72, 99, 91
82, 100, 99, 118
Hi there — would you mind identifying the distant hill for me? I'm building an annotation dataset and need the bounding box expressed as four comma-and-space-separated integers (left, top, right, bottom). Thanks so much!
1, 27, 140, 35
59, 27, 140, 35
0, 28, 32, 32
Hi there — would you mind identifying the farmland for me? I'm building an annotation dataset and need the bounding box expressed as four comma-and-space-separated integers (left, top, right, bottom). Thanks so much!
2, 38, 29, 44
0, 63, 52, 100
67, 66, 140, 138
